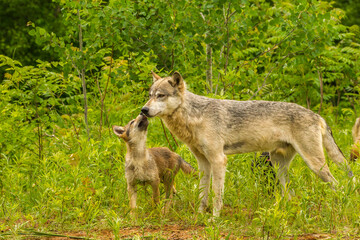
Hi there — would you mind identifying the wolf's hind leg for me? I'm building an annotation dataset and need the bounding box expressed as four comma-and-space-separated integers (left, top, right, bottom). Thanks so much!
270, 144, 296, 198
293, 133, 338, 187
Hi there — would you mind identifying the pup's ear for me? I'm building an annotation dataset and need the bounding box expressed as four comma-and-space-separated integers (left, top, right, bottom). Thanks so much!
168, 71, 185, 92
151, 71, 162, 82
113, 125, 125, 137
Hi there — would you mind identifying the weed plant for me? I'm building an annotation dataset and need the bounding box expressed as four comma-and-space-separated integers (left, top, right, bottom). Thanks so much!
0, 98, 359, 239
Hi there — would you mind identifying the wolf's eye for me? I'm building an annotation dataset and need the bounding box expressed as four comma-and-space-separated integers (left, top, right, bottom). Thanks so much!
157, 94, 165, 98
130, 120, 134, 126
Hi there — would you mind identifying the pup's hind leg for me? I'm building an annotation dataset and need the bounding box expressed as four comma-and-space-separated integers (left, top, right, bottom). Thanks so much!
270, 144, 296, 198
163, 175, 175, 214
150, 178, 160, 205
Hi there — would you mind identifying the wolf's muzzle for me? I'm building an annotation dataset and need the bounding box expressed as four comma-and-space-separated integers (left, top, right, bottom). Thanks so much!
141, 107, 150, 117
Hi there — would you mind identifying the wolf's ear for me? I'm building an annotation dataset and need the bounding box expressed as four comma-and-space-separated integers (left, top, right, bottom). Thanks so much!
151, 71, 162, 82
113, 125, 125, 137
169, 71, 186, 92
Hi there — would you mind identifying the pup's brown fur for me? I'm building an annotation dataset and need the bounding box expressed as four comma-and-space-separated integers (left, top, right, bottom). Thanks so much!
113, 114, 193, 213
350, 117, 360, 161
141, 71, 353, 217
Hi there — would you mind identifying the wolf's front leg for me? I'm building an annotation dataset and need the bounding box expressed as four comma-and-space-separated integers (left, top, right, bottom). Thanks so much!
210, 154, 227, 217
198, 161, 211, 213
190, 147, 212, 213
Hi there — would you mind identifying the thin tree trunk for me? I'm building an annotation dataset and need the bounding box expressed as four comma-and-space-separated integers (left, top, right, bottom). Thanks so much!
335, 88, 341, 123
200, 12, 213, 93
306, 88, 311, 109
206, 43, 213, 93
78, 8, 90, 140
215, 46, 224, 95
99, 44, 114, 138
34, 85, 43, 160
317, 68, 323, 114
223, 2, 233, 76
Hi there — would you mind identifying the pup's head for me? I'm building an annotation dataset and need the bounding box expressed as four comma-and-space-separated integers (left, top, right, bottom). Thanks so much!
113, 114, 149, 143
141, 71, 186, 118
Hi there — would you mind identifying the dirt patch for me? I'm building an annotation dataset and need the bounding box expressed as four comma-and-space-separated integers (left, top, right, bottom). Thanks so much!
286, 233, 360, 240
118, 225, 205, 239
21, 227, 360, 240
26, 225, 206, 240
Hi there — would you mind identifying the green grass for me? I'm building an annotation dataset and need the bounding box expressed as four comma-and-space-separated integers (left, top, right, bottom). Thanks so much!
0, 115, 359, 239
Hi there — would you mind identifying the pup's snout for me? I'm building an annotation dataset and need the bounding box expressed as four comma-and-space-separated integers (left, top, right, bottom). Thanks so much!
141, 107, 149, 116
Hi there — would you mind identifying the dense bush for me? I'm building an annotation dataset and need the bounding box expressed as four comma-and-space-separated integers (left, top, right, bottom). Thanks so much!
0, 0, 359, 238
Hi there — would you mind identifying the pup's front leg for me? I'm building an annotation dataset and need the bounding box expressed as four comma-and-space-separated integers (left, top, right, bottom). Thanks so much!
127, 183, 137, 217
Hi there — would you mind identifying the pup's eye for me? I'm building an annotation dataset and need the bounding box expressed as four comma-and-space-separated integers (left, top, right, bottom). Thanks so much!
130, 120, 134, 126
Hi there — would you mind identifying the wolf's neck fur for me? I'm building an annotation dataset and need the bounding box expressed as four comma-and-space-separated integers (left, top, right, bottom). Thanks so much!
162, 91, 205, 144
125, 137, 148, 165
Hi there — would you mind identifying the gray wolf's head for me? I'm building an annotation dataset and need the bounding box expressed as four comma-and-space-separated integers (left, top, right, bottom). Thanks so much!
141, 71, 186, 118
112, 114, 149, 143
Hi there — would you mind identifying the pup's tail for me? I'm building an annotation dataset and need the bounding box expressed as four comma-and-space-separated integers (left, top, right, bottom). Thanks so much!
321, 119, 353, 177
179, 157, 196, 175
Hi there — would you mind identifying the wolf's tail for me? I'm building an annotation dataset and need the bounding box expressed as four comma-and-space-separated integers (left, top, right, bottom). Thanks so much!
321, 119, 353, 177
352, 117, 360, 141
179, 157, 196, 175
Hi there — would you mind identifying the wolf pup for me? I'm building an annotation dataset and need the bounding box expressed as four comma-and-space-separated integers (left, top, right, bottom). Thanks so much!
350, 117, 360, 161
113, 114, 194, 214
141, 71, 353, 217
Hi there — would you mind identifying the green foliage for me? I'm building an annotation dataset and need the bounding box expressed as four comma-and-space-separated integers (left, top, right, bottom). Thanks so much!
0, 0, 63, 65
0, 0, 359, 238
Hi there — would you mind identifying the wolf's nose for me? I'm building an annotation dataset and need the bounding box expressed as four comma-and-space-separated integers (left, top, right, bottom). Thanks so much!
141, 107, 149, 116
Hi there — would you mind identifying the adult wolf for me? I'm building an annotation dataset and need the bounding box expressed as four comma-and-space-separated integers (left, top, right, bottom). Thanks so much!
350, 117, 360, 161
141, 71, 353, 217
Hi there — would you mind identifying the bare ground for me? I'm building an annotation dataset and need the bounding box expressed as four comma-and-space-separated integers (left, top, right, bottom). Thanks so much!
23, 225, 360, 240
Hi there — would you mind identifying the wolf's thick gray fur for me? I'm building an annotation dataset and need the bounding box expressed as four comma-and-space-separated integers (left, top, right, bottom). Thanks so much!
142, 71, 353, 217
